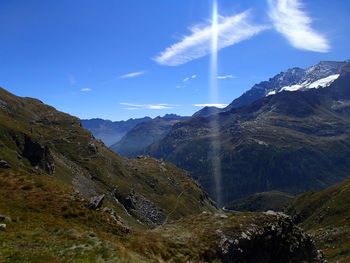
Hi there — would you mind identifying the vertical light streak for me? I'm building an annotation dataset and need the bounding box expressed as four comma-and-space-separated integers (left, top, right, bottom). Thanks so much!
209, 0, 222, 205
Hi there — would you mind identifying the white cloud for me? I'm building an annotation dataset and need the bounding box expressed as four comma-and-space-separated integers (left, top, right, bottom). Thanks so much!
216, 75, 236, 79
154, 11, 268, 66
183, 74, 197, 83
123, 107, 139, 110
194, 103, 228, 108
119, 71, 145, 79
119, 102, 175, 110
268, 0, 330, 52
81, 88, 92, 92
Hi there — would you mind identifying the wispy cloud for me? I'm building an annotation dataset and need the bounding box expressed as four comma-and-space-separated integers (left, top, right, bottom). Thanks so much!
81, 88, 92, 92
183, 74, 197, 82
268, 0, 330, 52
154, 11, 268, 66
119, 102, 176, 110
119, 71, 145, 79
216, 74, 236, 79
194, 103, 228, 108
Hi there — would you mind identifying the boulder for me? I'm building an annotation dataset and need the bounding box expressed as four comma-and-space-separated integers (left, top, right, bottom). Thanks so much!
87, 194, 105, 210
0, 160, 11, 169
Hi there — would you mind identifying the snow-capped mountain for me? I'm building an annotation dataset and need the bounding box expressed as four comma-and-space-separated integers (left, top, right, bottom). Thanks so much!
225, 60, 348, 110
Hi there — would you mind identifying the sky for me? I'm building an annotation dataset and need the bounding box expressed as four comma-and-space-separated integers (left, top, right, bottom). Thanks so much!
0, 0, 349, 121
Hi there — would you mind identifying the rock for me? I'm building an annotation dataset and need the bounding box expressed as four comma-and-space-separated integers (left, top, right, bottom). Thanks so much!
115, 190, 164, 226
88, 142, 98, 154
0, 224, 6, 230
0, 160, 11, 168
0, 215, 11, 222
87, 194, 105, 210
13, 135, 55, 174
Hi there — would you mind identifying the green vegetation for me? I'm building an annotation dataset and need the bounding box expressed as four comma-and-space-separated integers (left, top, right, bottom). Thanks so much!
286, 177, 350, 262
225, 191, 294, 212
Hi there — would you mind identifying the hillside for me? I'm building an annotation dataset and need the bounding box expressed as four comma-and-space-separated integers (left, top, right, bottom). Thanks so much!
224, 191, 294, 212
81, 117, 151, 146
146, 61, 350, 204
0, 87, 325, 262
111, 114, 188, 157
0, 87, 216, 228
286, 177, 350, 262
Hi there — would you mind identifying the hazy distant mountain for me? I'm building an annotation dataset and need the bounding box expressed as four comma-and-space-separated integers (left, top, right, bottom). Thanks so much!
111, 114, 188, 157
146, 61, 350, 204
81, 117, 151, 146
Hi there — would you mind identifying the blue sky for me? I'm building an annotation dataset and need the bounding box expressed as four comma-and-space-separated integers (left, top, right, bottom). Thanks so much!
0, 0, 349, 121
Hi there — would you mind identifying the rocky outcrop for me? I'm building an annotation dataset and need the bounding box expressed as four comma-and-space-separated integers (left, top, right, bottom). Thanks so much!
87, 194, 105, 210
115, 190, 164, 225
12, 134, 55, 175
145, 212, 326, 263
0, 160, 11, 169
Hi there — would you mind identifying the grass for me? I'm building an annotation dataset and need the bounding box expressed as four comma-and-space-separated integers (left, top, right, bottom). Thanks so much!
286, 177, 350, 262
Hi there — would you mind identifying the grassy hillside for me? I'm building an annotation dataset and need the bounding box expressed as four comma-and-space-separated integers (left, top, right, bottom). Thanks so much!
0, 87, 216, 229
0, 87, 328, 262
286, 177, 350, 262
224, 191, 294, 212
0, 169, 324, 262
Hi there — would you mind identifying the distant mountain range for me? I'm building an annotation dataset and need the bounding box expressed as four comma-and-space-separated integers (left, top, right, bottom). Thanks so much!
145, 60, 350, 205
81, 117, 151, 146
110, 114, 188, 157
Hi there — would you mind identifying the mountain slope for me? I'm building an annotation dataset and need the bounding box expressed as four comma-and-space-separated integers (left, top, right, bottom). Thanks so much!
224, 191, 294, 212
147, 61, 350, 205
287, 177, 350, 262
111, 114, 188, 157
225, 60, 348, 111
81, 117, 151, 146
0, 87, 325, 262
0, 87, 216, 228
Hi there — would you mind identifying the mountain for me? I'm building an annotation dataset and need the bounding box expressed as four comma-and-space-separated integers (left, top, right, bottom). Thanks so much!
224, 191, 294, 212
225, 60, 348, 111
146, 61, 350, 205
81, 117, 151, 146
286, 176, 350, 262
0, 87, 324, 262
111, 114, 188, 157
0, 87, 216, 228
192, 106, 223, 117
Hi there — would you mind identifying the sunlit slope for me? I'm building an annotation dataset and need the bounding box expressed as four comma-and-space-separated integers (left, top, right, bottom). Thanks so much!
147, 62, 350, 204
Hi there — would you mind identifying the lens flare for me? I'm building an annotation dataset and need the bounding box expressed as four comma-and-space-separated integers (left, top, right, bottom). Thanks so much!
209, 0, 223, 205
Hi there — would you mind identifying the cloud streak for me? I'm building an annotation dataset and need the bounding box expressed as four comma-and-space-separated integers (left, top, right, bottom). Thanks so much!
268, 0, 330, 52
119, 71, 145, 79
119, 102, 176, 110
154, 11, 268, 66
81, 88, 92, 92
216, 75, 236, 79
194, 103, 228, 108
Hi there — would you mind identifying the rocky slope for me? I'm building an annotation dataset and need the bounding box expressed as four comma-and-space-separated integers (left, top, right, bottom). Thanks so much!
81, 117, 151, 146
146, 61, 350, 205
287, 176, 350, 262
111, 114, 188, 157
